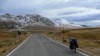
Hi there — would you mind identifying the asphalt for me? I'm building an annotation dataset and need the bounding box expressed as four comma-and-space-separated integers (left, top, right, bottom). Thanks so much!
7, 34, 86, 56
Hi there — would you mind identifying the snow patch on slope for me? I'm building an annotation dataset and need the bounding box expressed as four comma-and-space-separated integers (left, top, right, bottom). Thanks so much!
52, 18, 83, 29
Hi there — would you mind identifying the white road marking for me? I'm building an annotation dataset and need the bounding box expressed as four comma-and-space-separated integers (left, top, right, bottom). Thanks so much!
7, 35, 32, 56
46, 36, 89, 56
7, 34, 89, 56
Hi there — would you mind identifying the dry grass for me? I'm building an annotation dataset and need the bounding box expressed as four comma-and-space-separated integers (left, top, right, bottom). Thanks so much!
44, 28, 100, 56
0, 30, 30, 56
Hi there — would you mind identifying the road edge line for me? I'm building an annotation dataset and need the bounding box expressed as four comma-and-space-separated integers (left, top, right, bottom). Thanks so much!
45, 36, 89, 56
7, 34, 32, 56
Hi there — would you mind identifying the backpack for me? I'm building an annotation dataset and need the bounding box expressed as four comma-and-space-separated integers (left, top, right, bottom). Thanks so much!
69, 38, 78, 49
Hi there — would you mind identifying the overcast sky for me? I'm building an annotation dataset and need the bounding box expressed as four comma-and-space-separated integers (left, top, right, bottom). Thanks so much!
0, 0, 100, 26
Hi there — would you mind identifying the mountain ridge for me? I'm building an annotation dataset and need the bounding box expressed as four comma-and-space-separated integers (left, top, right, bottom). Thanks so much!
0, 13, 55, 29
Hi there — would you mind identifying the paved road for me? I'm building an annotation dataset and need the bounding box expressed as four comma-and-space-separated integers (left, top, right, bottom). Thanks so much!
7, 34, 86, 56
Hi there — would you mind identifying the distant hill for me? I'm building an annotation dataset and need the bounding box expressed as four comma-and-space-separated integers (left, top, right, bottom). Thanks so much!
81, 25, 89, 27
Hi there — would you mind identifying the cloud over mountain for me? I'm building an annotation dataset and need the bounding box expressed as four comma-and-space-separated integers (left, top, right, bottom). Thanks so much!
0, 0, 100, 26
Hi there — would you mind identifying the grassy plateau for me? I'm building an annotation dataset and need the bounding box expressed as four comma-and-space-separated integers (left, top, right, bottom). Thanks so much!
44, 28, 100, 56
0, 30, 30, 56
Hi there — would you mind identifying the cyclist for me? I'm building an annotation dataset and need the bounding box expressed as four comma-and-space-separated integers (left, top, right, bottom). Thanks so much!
69, 37, 78, 53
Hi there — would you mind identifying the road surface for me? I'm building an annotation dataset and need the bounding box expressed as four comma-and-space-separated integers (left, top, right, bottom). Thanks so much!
7, 34, 86, 56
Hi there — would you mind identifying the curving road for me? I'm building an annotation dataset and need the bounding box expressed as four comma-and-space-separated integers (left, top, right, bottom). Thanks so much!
7, 34, 87, 56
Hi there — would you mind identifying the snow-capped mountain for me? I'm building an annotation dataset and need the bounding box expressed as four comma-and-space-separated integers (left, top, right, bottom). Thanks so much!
52, 18, 84, 29
0, 14, 21, 29
0, 13, 55, 29
0, 13, 86, 30
52, 18, 71, 26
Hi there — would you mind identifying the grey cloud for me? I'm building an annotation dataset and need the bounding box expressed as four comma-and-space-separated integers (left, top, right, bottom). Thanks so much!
63, 14, 100, 22
0, 0, 100, 26
66, 0, 100, 8
58, 11, 84, 15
